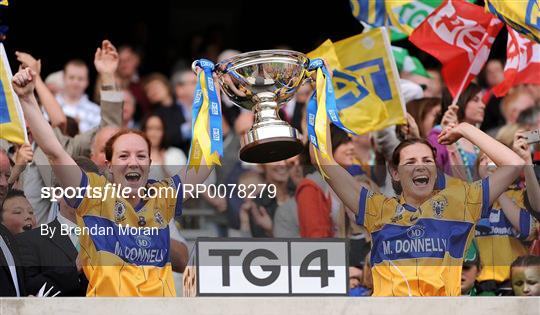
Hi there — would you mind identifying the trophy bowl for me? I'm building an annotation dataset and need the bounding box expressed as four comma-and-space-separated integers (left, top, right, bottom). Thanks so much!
214, 50, 310, 163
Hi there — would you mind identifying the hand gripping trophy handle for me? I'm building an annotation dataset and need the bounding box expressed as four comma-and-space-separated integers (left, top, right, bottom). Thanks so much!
194, 50, 310, 163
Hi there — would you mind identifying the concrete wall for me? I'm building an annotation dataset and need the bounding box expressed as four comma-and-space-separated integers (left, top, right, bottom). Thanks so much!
1, 297, 539, 315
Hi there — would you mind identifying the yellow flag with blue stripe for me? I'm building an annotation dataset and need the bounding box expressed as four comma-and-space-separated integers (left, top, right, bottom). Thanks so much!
485, 0, 540, 43
333, 28, 406, 128
308, 39, 390, 135
350, 0, 414, 39
0, 43, 27, 144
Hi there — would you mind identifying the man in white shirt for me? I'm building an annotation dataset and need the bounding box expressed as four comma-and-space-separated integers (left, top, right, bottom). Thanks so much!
55, 60, 101, 133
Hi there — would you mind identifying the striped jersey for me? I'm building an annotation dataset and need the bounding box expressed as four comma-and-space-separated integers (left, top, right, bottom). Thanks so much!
476, 187, 537, 283
357, 175, 489, 296
70, 171, 182, 296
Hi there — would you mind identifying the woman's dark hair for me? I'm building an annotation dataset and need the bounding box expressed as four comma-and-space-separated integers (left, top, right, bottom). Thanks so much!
406, 97, 441, 137
299, 142, 316, 175
299, 124, 352, 175
104, 129, 152, 161
390, 138, 437, 194
141, 114, 169, 150
439, 82, 482, 124
390, 138, 437, 170
330, 124, 352, 154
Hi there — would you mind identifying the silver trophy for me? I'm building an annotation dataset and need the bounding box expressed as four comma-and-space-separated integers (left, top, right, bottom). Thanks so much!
214, 50, 310, 163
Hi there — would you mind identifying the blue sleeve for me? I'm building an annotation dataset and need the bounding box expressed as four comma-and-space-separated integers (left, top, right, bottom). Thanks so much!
517, 209, 533, 240
172, 175, 183, 217
480, 177, 490, 219
63, 171, 88, 209
356, 187, 369, 226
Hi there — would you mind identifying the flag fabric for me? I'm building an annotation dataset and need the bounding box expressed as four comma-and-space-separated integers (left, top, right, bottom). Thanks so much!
492, 27, 540, 97
409, 0, 503, 98
485, 0, 540, 43
350, 0, 414, 40
308, 39, 390, 135
0, 1, 8, 6
0, 43, 27, 144
333, 28, 406, 127
322, 28, 406, 129
353, 0, 477, 41
392, 46, 430, 77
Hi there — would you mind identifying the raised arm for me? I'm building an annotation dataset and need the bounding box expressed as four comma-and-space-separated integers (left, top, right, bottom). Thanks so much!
514, 130, 540, 215
94, 40, 122, 128
310, 121, 362, 215
67, 40, 122, 157
12, 68, 81, 189
15, 51, 67, 128
438, 122, 525, 206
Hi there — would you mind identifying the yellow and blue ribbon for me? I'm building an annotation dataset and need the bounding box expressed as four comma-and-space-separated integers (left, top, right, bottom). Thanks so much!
188, 59, 222, 171
307, 58, 357, 178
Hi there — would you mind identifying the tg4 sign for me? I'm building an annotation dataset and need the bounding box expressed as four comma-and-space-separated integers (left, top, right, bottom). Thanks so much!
183, 238, 348, 296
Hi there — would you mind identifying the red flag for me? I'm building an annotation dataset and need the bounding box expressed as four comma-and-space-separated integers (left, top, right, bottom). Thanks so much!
492, 27, 540, 97
409, 0, 503, 98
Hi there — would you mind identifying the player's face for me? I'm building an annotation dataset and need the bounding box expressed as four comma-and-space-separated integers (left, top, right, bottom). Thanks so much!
392, 143, 437, 200
108, 134, 150, 192
512, 266, 540, 296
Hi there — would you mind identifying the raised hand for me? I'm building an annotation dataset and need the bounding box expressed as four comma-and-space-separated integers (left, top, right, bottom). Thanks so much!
94, 39, 119, 76
15, 51, 41, 76
14, 143, 33, 165
399, 113, 420, 139
441, 104, 459, 130
250, 204, 272, 235
438, 122, 464, 145
513, 130, 533, 164
12, 68, 37, 99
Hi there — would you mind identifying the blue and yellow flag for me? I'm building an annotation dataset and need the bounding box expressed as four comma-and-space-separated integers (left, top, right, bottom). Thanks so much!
486, 0, 540, 43
307, 39, 390, 136
333, 28, 406, 128
350, 0, 414, 40
0, 43, 27, 144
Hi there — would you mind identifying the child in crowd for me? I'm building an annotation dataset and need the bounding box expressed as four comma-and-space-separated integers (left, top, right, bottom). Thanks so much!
511, 255, 540, 296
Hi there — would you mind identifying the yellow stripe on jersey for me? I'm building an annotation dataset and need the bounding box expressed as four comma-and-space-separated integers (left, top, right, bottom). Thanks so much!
357, 174, 489, 296
72, 171, 183, 297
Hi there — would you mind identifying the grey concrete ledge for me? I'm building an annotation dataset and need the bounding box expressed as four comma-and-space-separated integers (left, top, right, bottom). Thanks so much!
1, 297, 539, 315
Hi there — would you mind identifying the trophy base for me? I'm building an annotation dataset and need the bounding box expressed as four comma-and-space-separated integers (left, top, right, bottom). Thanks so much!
240, 123, 303, 163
